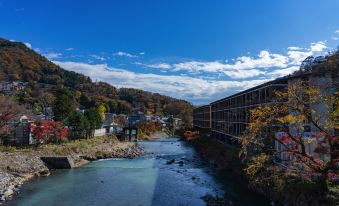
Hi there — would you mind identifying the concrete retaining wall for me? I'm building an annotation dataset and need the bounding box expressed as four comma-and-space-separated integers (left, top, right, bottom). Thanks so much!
94, 128, 106, 137
40, 156, 74, 169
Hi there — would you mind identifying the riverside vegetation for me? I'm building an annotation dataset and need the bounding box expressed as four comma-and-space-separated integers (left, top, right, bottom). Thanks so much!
191, 136, 338, 206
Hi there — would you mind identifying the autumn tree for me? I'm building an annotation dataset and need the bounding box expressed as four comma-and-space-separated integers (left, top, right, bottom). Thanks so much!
38, 92, 55, 119
135, 120, 160, 139
97, 104, 106, 121
163, 100, 193, 129
31, 121, 68, 144
107, 100, 132, 115
241, 80, 338, 192
0, 97, 26, 143
79, 93, 95, 109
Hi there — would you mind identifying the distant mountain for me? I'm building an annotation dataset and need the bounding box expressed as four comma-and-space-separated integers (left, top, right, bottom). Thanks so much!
0, 38, 193, 122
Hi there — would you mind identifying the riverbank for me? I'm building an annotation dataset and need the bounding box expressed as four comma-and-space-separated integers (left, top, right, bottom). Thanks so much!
5, 136, 229, 206
141, 131, 169, 141
0, 135, 143, 202
190, 136, 338, 206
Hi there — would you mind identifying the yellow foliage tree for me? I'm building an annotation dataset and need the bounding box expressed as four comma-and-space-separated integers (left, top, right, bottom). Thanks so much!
97, 104, 106, 121
241, 80, 338, 191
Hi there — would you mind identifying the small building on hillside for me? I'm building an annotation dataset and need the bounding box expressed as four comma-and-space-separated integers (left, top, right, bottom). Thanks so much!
128, 113, 147, 126
0, 81, 28, 94
4, 115, 34, 146
102, 113, 126, 134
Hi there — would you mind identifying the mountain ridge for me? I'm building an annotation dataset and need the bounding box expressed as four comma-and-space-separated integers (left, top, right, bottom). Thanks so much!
0, 38, 193, 121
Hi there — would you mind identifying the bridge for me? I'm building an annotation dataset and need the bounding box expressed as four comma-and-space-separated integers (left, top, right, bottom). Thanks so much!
116, 126, 138, 142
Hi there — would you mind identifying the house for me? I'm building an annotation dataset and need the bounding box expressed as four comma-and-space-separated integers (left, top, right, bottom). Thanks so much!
102, 113, 129, 134
0, 81, 13, 93
75, 108, 85, 113
12, 81, 28, 91
173, 118, 182, 128
0, 81, 28, 94
128, 113, 147, 126
4, 115, 34, 146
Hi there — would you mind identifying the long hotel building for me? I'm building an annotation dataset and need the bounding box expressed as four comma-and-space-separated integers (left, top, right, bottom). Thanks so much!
193, 105, 211, 132
210, 78, 288, 144
193, 69, 338, 144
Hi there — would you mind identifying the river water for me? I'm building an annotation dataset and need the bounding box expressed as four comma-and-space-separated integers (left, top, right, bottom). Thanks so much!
6, 137, 269, 206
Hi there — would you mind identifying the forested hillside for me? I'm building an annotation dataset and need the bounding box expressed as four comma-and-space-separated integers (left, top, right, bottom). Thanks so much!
0, 38, 193, 122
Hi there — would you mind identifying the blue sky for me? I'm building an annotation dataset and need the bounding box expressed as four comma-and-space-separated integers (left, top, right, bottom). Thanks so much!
1, 0, 339, 104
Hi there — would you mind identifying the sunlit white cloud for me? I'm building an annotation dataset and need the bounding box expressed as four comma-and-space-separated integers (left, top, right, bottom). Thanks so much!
310, 41, 327, 52
267, 66, 300, 77
24, 42, 32, 49
137, 41, 328, 80
134, 62, 172, 69
47, 39, 330, 104
90, 54, 106, 61
44, 52, 62, 59
287, 46, 303, 51
113, 51, 138, 58
65, 47, 74, 51
54, 61, 270, 104
332, 29, 339, 41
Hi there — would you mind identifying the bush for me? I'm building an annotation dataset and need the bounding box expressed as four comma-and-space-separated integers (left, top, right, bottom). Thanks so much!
135, 120, 161, 139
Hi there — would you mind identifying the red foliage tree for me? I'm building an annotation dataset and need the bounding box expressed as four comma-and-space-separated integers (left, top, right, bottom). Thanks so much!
31, 121, 68, 144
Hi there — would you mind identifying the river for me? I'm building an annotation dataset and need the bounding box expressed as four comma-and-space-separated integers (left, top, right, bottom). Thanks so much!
6, 137, 269, 206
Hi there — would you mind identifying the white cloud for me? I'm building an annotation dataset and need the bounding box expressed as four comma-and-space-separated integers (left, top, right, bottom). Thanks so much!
65, 48, 74, 51
287, 50, 312, 64
113, 51, 137, 58
224, 69, 265, 79
229, 50, 289, 69
24, 42, 32, 49
139, 52, 145, 55
134, 41, 328, 80
90, 54, 106, 61
44, 52, 62, 59
332, 30, 339, 41
50, 40, 329, 103
310, 41, 327, 52
136, 50, 289, 79
267, 66, 300, 77
53, 61, 270, 103
287, 46, 303, 51
134, 62, 172, 69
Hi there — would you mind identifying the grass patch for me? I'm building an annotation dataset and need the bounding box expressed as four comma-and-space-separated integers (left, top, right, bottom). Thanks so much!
0, 145, 16, 152
42, 135, 119, 155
